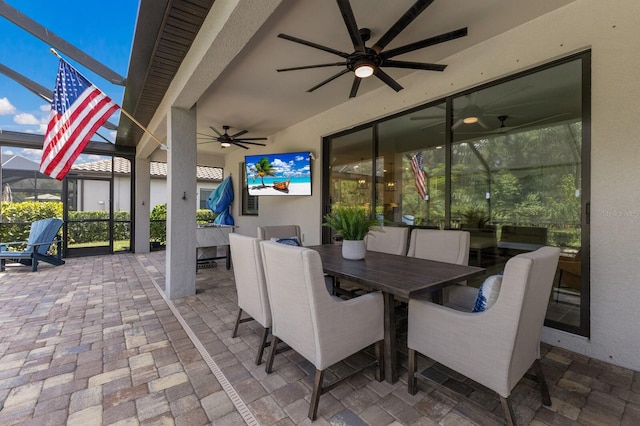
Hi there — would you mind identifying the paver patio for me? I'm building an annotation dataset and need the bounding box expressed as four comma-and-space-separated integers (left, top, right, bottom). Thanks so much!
1, 252, 639, 425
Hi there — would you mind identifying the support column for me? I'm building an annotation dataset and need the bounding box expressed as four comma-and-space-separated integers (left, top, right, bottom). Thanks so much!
166, 106, 197, 299
134, 157, 151, 253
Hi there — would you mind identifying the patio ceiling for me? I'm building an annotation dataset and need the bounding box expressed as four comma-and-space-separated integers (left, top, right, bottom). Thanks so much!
118, 0, 577, 154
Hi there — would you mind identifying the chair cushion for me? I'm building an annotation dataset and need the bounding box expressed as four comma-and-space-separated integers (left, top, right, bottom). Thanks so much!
472, 275, 503, 312
272, 236, 301, 246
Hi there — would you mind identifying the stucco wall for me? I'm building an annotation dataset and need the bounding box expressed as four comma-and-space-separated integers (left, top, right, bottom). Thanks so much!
225, 0, 640, 370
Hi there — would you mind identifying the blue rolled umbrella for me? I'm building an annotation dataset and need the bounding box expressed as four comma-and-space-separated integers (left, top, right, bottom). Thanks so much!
207, 175, 234, 225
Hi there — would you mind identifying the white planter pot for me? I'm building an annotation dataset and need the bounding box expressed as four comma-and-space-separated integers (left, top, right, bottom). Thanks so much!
342, 239, 366, 260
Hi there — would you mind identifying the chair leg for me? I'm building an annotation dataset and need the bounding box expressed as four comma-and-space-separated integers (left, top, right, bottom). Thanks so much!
374, 340, 384, 382
265, 335, 279, 374
499, 395, 517, 426
408, 348, 418, 395
534, 359, 552, 406
232, 308, 243, 338
255, 327, 269, 365
308, 369, 324, 421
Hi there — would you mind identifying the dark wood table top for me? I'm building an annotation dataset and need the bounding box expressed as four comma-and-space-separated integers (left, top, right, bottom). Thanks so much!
309, 244, 485, 299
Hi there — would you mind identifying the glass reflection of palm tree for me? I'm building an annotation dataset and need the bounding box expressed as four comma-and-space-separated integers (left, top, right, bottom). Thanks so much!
250, 157, 276, 188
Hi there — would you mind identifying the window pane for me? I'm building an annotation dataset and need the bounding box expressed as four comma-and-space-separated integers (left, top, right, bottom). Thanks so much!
327, 127, 374, 240
378, 103, 446, 227
451, 59, 584, 329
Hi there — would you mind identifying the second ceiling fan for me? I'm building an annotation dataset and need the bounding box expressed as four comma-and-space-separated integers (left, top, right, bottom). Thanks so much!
198, 125, 267, 149
277, 0, 467, 98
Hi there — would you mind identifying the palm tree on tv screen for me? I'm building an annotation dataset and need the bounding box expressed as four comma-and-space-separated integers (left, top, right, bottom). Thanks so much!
250, 157, 276, 187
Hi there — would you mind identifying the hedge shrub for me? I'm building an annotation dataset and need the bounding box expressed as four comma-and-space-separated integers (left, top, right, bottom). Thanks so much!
1, 201, 216, 245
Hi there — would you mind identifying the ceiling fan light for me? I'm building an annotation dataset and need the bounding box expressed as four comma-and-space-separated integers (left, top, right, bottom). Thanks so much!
221, 142, 231, 148
463, 116, 479, 124
354, 64, 374, 78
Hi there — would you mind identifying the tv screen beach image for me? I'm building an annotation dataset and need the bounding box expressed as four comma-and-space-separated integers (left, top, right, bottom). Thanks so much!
245, 151, 312, 196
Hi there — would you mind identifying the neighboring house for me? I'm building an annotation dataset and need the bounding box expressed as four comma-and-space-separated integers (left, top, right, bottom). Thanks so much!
71, 158, 223, 211
1, 155, 223, 211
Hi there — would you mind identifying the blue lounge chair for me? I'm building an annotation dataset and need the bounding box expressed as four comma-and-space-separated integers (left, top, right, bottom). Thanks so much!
0, 218, 65, 272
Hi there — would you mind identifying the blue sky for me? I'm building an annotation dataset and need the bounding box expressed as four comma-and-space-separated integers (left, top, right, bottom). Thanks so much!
0, 0, 138, 161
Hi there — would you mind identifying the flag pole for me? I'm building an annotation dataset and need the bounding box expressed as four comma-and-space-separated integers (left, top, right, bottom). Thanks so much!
49, 48, 167, 149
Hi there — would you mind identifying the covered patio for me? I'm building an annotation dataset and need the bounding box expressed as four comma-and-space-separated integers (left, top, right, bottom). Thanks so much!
0, 254, 638, 424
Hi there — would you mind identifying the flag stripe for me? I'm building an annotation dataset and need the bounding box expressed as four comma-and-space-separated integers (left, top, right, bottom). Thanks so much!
49, 102, 119, 179
39, 59, 120, 180
43, 96, 116, 177
42, 87, 105, 159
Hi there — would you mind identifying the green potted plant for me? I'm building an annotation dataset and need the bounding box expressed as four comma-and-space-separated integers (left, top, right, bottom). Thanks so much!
323, 205, 380, 260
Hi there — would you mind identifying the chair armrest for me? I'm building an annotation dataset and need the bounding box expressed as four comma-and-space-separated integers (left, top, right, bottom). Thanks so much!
314, 291, 384, 369
29, 237, 63, 248
408, 298, 517, 374
0, 241, 28, 246
0, 241, 27, 252
446, 286, 478, 311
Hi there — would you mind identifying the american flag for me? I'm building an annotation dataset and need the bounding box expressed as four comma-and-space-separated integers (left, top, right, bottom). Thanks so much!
410, 152, 427, 200
39, 59, 119, 180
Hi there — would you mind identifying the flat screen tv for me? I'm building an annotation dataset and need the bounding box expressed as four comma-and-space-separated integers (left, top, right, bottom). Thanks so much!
245, 151, 312, 196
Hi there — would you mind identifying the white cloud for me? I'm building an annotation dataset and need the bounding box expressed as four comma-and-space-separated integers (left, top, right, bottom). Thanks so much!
39, 104, 51, 112
14, 113, 40, 125
0, 97, 16, 115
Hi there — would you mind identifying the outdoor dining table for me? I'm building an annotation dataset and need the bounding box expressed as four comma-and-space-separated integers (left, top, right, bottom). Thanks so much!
310, 244, 485, 383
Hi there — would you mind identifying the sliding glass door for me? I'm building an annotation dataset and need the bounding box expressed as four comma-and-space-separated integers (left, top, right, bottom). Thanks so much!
323, 52, 590, 336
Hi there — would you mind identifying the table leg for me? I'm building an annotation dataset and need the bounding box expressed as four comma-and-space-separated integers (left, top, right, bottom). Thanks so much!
383, 292, 397, 383
226, 245, 231, 270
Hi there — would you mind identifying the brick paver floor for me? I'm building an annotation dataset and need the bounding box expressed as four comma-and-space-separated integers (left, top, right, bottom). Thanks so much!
1, 252, 639, 425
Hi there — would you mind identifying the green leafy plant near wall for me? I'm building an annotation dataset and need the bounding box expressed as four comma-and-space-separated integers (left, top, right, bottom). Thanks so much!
323, 205, 380, 241
150, 203, 216, 246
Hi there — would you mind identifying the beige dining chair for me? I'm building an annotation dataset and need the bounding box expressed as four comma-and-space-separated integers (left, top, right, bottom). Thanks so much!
407, 228, 470, 265
407, 246, 561, 425
407, 229, 471, 302
228, 233, 272, 365
259, 240, 384, 421
365, 226, 409, 256
257, 225, 302, 244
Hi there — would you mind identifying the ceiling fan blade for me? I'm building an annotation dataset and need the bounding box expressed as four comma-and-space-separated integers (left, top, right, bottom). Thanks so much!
505, 113, 570, 131
230, 130, 248, 138
451, 118, 464, 130
381, 27, 468, 59
382, 60, 446, 71
419, 120, 445, 130
278, 33, 350, 58
233, 140, 267, 146
234, 137, 268, 141
307, 69, 350, 92
231, 141, 250, 149
462, 113, 571, 135
477, 118, 490, 130
349, 77, 361, 98
372, 0, 435, 53
374, 68, 403, 92
209, 126, 223, 137
277, 62, 347, 72
336, 0, 365, 51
